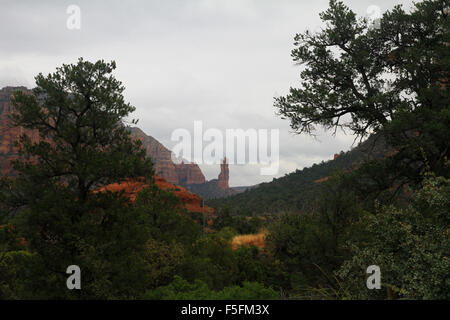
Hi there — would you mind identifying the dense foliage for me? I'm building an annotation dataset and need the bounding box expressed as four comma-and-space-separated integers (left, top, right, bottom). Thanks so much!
337, 173, 450, 299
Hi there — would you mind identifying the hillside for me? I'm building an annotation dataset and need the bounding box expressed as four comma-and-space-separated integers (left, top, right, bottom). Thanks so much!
209, 134, 388, 215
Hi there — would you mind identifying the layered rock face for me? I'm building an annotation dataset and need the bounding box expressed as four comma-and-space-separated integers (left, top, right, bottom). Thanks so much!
175, 162, 206, 185
0, 87, 39, 176
128, 127, 180, 184
128, 127, 206, 185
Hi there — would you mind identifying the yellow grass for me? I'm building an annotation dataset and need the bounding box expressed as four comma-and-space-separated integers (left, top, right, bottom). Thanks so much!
231, 231, 267, 250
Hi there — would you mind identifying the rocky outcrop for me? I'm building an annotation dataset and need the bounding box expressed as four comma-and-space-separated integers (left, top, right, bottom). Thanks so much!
128, 127, 206, 186
128, 127, 180, 184
174, 162, 206, 185
184, 158, 234, 199
217, 158, 229, 190
153, 175, 213, 218
96, 176, 214, 221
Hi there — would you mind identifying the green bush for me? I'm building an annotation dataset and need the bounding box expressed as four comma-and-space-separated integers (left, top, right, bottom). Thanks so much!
144, 275, 279, 300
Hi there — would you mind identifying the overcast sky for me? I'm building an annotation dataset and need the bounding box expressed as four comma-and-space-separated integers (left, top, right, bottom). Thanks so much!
0, 0, 415, 186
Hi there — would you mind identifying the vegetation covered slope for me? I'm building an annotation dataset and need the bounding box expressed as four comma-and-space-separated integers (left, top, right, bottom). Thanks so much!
210, 134, 388, 215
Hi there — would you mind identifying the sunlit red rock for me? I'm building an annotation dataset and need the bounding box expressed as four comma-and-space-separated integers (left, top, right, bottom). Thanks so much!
96, 176, 214, 221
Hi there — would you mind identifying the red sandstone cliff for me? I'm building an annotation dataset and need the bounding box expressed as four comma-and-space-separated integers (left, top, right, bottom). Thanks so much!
217, 158, 229, 190
128, 127, 205, 186
0, 88, 206, 187
174, 162, 206, 185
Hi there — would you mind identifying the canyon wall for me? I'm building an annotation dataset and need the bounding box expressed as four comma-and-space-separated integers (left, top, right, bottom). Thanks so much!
128, 127, 206, 186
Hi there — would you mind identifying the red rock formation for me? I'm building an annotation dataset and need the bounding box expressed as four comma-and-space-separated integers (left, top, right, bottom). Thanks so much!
0, 90, 207, 187
128, 127, 205, 186
0, 87, 226, 200
174, 162, 206, 185
217, 158, 229, 190
128, 127, 179, 184
96, 176, 214, 221
4, 175, 214, 247
153, 175, 212, 216
183, 157, 233, 198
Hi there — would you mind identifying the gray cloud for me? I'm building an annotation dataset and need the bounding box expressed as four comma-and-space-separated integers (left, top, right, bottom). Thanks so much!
1, 0, 415, 186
